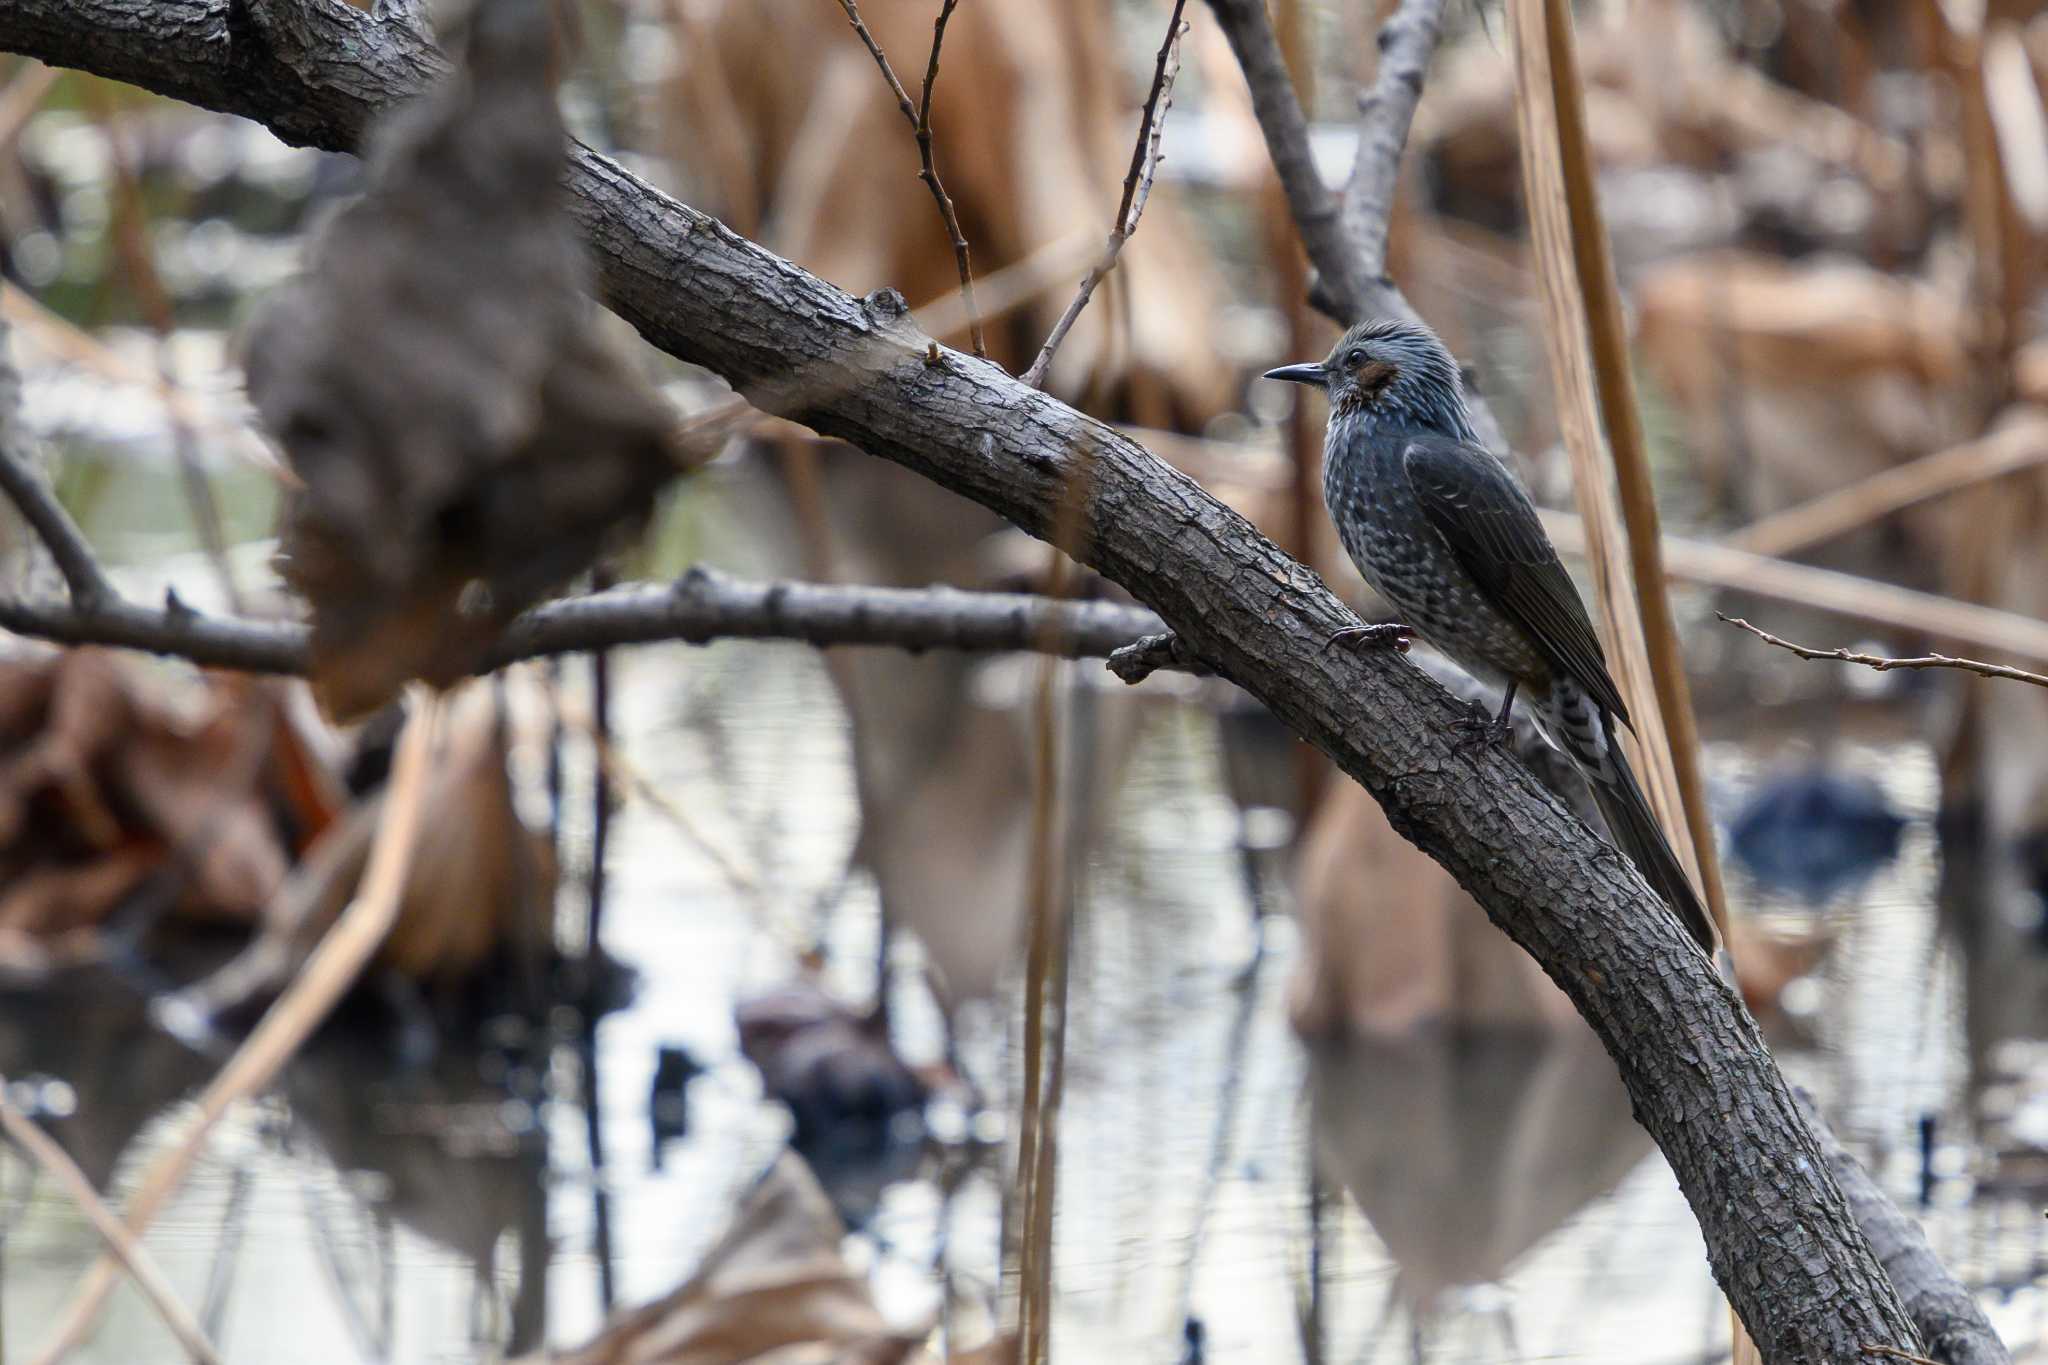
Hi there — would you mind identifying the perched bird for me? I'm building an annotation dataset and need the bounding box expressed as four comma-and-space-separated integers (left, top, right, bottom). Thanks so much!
1264, 318, 1717, 954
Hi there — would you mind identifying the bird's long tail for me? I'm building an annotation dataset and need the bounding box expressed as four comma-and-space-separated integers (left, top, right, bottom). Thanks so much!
1588, 746, 1718, 955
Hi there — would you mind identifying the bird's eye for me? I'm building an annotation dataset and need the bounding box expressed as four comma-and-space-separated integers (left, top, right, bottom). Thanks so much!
1346, 349, 1366, 368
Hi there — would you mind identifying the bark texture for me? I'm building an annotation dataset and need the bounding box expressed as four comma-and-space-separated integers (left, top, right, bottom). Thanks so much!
0, 2, 1934, 1358
1796, 1091, 2011, 1365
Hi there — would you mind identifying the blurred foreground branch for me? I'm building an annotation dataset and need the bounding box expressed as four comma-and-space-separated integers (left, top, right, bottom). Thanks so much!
0, 324, 112, 605
1720, 614, 2048, 691
0, 1, 1949, 1355
0, 567, 1172, 675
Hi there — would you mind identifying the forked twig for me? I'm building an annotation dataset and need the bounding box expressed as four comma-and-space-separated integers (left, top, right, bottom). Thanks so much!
1021, 0, 1190, 390
29, 689, 444, 1365
0, 1093, 223, 1365
834, 0, 988, 358
1720, 613, 2048, 690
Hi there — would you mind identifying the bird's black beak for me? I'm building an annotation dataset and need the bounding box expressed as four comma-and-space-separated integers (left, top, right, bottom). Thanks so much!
1262, 362, 1328, 388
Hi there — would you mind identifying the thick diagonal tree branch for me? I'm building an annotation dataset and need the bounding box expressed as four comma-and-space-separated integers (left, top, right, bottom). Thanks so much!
0, 569, 1172, 676
1794, 1090, 2011, 1365
2, 2, 1928, 1356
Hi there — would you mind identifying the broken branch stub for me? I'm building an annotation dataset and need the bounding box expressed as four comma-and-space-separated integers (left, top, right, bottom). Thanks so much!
246, 1, 676, 719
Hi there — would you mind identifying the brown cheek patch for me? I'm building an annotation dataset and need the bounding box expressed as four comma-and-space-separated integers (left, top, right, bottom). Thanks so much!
1357, 360, 1398, 397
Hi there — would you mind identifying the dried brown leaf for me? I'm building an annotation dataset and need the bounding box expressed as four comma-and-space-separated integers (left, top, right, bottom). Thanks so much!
167, 683, 555, 1015
527, 1153, 926, 1365
0, 652, 318, 954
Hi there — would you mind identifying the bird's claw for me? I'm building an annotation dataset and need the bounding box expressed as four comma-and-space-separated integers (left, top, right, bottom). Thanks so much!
1448, 702, 1514, 752
1323, 622, 1412, 653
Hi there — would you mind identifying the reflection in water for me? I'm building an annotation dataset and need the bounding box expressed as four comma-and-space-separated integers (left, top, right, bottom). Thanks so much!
1308, 1028, 1651, 1358
0, 630, 2042, 1360
0, 959, 554, 1360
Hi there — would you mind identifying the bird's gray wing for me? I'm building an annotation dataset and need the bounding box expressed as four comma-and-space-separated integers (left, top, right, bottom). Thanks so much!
1401, 434, 1633, 728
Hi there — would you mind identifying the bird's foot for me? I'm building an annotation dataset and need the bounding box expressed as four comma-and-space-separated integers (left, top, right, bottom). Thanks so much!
1448, 702, 1514, 752
1322, 622, 1412, 653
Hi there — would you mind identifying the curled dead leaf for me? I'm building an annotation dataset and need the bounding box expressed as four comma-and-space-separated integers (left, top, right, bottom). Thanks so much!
0, 651, 335, 955
165, 681, 555, 1022
526, 1153, 927, 1365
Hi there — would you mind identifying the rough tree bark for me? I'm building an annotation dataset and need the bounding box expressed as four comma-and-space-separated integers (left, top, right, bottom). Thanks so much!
1795, 1091, 2011, 1365
0, 1, 1947, 1358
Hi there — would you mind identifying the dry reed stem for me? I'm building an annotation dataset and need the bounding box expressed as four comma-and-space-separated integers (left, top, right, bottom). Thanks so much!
1506, 0, 1703, 899
1720, 614, 2048, 690
0, 1093, 223, 1365
1014, 651, 1066, 1365
1536, 0, 1729, 938
1538, 506, 2048, 667
833, 0, 987, 358
1513, 2, 1749, 1353
0, 61, 59, 155
1726, 411, 2048, 559
31, 687, 443, 1365
539, 674, 764, 898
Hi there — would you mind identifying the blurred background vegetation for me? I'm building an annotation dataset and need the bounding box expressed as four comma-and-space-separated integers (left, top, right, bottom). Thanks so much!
3, 0, 2048, 1361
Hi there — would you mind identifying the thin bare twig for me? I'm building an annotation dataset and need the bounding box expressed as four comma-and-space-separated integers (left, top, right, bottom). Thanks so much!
30, 690, 442, 1365
1020, 0, 1190, 389
834, 0, 988, 358
0, 442, 110, 606
1719, 613, 2048, 690
0, 1092, 223, 1365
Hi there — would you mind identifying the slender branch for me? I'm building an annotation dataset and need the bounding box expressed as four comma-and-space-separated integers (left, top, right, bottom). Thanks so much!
0, 567, 1174, 675
0, 317, 112, 604
1339, 0, 1450, 279
835, 0, 987, 358
1020, 0, 1189, 389
0, 437, 111, 605
0, 4, 1941, 1351
1719, 613, 2048, 690
1202, 0, 1368, 312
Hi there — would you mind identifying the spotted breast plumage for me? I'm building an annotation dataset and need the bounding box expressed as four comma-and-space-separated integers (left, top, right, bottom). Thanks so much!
1266, 317, 1716, 954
